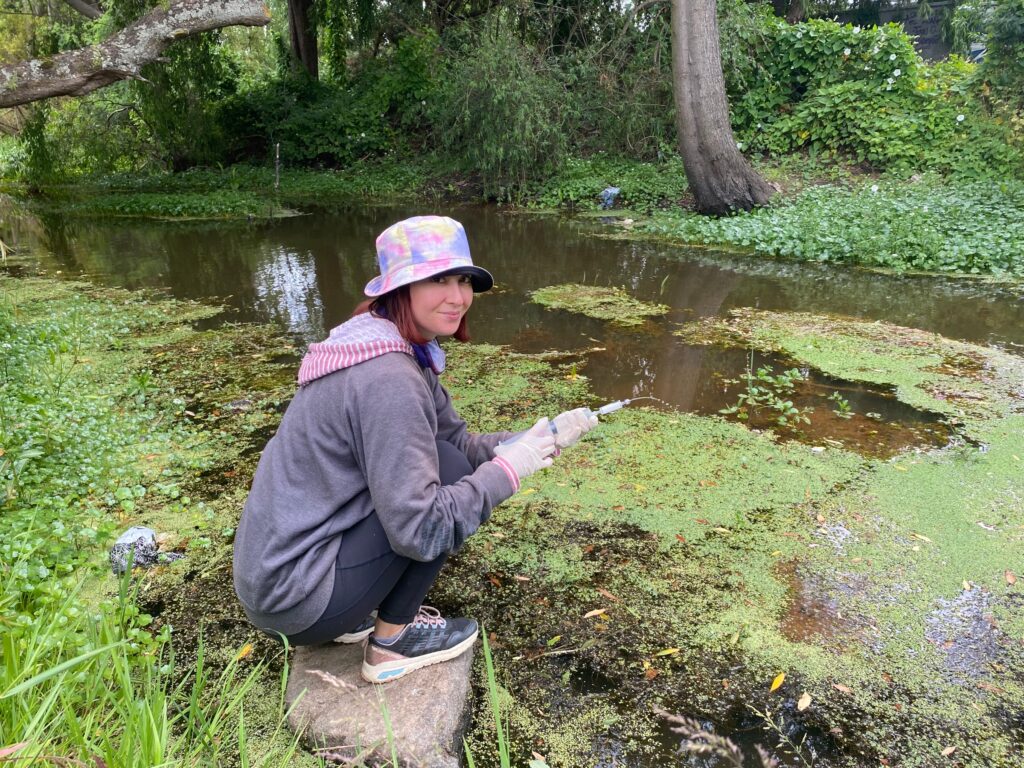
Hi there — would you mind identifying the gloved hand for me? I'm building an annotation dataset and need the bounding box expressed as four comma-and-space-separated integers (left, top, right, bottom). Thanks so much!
551, 407, 599, 449
493, 418, 556, 491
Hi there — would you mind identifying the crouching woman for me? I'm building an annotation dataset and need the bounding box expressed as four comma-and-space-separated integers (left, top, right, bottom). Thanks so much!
232, 215, 596, 684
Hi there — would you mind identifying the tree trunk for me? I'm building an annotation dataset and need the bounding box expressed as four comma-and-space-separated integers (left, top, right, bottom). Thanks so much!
288, 0, 318, 79
671, 0, 774, 215
0, 1, 270, 109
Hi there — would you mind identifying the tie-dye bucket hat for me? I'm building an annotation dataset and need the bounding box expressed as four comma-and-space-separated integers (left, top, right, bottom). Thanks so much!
364, 215, 494, 297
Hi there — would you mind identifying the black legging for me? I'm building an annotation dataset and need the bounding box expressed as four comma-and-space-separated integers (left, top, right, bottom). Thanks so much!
285, 440, 473, 646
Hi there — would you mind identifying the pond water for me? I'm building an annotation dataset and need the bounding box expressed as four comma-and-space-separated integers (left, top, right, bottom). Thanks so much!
6, 203, 1024, 451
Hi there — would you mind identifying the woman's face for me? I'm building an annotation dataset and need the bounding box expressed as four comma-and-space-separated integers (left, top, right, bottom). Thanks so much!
408, 273, 473, 340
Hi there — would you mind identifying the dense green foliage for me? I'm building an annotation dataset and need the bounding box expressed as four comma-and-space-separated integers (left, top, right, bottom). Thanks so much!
2, 0, 1020, 194
431, 21, 570, 198
648, 178, 1024, 275
527, 154, 689, 212
725, 11, 1021, 176
0, 280, 299, 764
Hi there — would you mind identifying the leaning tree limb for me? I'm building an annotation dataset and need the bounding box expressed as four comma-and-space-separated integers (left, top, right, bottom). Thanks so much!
0, 0, 270, 109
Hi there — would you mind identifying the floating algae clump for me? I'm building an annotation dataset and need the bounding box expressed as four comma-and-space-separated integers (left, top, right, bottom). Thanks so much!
530, 284, 668, 327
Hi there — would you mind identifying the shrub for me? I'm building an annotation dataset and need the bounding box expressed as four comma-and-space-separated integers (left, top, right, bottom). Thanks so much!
528, 153, 688, 212
727, 15, 1021, 177
218, 31, 438, 168
432, 16, 571, 198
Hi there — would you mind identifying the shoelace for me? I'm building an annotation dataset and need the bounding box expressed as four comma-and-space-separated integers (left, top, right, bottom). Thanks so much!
412, 605, 447, 629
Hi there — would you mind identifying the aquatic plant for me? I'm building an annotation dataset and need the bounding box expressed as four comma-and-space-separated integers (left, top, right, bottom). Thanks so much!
656, 706, 779, 767
529, 284, 669, 327
647, 178, 1024, 277
828, 391, 853, 419
719, 357, 812, 427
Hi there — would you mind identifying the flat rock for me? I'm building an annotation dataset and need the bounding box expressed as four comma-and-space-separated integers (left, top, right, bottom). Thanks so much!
285, 642, 474, 767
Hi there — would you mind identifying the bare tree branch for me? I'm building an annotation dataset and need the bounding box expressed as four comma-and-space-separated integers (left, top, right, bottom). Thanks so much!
0, 0, 270, 108
63, 0, 103, 20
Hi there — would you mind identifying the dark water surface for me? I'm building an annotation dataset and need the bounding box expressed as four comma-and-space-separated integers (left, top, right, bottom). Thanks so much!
7, 204, 1024, 443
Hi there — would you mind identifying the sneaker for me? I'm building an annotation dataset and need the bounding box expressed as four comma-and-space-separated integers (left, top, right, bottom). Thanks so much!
361, 606, 478, 684
333, 611, 377, 644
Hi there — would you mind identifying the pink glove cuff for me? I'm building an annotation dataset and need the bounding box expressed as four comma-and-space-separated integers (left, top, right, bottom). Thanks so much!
492, 456, 520, 493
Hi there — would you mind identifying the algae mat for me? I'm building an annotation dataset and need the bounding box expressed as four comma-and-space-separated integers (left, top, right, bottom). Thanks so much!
530, 284, 669, 327
442, 313, 1024, 768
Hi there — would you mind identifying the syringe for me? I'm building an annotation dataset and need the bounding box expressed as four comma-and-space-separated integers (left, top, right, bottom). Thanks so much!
498, 398, 646, 446
549, 399, 630, 435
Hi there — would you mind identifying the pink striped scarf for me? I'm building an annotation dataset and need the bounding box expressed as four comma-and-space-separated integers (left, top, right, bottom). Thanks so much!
298, 312, 414, 386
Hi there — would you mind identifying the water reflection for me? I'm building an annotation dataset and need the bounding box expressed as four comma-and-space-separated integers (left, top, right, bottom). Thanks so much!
6, 203, 1024, 425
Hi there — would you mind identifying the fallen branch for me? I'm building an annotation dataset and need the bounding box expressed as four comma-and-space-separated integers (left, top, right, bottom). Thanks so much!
0, 0, 270, 109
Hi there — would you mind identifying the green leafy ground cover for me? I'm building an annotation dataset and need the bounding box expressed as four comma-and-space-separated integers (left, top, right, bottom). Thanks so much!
0, 276, 311, 766
646, 178, 1024, 277
529, 284, 670, 327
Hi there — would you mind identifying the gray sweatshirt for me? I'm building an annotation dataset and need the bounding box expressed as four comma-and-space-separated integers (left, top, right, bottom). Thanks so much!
232, 351, 515, 636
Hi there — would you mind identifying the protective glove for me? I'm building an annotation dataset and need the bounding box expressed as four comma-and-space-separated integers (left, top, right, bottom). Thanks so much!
492, 418, 556, 491
551, 407, 599, 449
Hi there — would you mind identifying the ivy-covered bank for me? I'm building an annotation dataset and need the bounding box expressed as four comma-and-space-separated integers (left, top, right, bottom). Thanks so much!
2, 273, 1021, 767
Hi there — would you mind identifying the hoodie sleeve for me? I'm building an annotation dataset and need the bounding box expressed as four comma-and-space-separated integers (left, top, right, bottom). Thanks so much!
427, 371, 515, 467
348, 356, 515, 562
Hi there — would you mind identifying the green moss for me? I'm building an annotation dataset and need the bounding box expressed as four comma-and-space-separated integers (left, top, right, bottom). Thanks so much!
530, 284, 669, 327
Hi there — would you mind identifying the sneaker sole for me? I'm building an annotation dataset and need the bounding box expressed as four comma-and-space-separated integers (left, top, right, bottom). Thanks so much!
360, 628, 479, 684
333, 626, 374, 644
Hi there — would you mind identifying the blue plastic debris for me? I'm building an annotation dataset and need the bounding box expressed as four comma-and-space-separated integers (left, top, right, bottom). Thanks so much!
599, 187, 621, 210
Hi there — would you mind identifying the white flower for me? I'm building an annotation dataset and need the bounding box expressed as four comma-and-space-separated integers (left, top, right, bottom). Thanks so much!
421, 100, 426, 106
736, 142, 744, 150
893, 68, 901, 76
795, 31, 803, 38
889, 53, 897, 61
922, 205, 929, 212
870, 184, 879, 193
756, 122, 763, 129
843, 47, 851, 56
957, 114, 965, 122
360, 132, 365, 138
887, 77, 894, 84
853, 25, 861, 33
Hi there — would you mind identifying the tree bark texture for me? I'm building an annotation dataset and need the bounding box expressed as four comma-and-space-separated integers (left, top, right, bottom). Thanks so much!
288, 0, 318, 79
671, 0, 774, 215
0, 0, 270, 109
